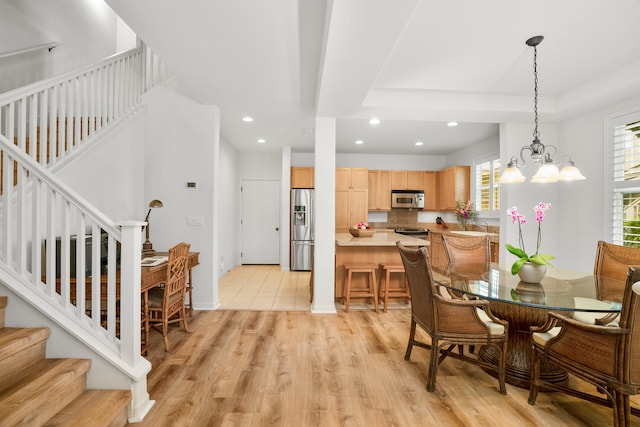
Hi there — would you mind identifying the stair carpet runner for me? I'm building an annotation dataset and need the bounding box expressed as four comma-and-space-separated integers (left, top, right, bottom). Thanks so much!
0, 296, 131, 426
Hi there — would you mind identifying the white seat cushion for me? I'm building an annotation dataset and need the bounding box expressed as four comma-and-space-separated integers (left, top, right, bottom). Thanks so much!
532, 327, 561, 346
572, 297, 619, 326
476, 308, 505, 335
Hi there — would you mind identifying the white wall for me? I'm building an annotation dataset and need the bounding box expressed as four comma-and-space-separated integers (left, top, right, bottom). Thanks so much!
0, 0, 122, 93
558, 96, 640, 273
219, 139, 239, 275
55, 115, 146, 221
142, 80, 219, 310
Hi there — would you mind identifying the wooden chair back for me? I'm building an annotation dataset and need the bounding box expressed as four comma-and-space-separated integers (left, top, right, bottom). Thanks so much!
593, 241, 640, 302
163, 242, 190, 315
618, 267, 640, 387
397, 243, 435, 334
594, 240, 640, 281
442, 234, 490, 266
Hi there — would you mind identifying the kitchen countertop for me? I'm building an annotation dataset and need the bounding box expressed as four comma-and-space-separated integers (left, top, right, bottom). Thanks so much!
336, 231, 429, 247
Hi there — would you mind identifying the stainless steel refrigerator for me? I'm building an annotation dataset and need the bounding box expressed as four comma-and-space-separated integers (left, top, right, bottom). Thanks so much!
291, 189, 314, 271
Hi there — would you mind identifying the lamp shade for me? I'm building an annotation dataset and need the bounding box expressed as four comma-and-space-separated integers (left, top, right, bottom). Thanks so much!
559, 164, 586, 181
531, 163, 560, 183
499, 165, 526, 184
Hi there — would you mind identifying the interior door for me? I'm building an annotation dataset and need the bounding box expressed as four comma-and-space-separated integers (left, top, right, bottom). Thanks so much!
240, 179, 280, 264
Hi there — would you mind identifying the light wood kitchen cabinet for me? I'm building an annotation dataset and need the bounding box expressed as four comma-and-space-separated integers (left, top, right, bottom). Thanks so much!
367, 170, 391, 211
437, 166, 470, 211
336, 188, 368, 230
423, 171, 437, 210
291, 167, 314, 188
336, 168, 368, 230
390, 170, 424, 190
336, 168, 367, 190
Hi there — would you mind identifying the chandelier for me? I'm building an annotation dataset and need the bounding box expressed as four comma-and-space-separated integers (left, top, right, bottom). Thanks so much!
499, 36, 585, 184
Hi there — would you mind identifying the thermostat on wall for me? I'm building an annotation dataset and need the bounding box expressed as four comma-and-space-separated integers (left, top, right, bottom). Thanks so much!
186, 182, 197, 188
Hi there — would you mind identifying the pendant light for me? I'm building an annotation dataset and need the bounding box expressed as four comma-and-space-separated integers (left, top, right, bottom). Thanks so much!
499, 35, 585, 184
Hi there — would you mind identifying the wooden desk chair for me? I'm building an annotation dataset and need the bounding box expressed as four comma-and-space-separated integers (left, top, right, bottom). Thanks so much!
143, 242, 191, 352
397, 242, 509, 394
529, 265, 640, 427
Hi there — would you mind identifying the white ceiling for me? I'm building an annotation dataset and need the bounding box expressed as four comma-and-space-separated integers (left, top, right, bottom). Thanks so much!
106, 0, 640, 155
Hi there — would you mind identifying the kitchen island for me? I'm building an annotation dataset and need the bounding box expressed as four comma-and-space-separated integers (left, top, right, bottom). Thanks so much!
335, 230, 428, 303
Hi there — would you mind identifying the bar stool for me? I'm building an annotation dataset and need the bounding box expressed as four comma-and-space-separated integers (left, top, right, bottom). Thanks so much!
343, 264, 379, 313
379, 264, 411, 312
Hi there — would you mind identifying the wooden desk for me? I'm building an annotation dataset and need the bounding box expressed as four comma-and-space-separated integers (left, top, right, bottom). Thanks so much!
53, 251, 199, 313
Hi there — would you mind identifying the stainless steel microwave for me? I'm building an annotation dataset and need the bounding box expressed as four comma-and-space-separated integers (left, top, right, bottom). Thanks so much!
391, 190, 424, 209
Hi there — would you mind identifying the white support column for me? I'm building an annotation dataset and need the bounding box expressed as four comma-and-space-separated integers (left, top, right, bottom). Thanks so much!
281, 146, 292, 272
312, 117, 337, 313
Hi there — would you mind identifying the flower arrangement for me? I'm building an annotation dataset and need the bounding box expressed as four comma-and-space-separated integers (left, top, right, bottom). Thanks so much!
505, 202, 555, 274
455, 200, 477, 231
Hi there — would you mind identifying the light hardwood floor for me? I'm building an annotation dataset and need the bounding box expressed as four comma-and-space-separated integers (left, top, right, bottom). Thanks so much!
137, 266, 640, 426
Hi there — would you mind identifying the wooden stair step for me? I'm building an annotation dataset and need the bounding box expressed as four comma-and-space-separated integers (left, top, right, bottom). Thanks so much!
44, 389, 131, 427
0, 358, 91, 426
0, 327, 49, 388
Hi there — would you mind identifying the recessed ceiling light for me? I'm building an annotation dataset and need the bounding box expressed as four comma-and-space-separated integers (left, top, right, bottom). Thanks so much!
355, 140, 364, 145
415, 141, 424, 146
257, 138, 266, 144
242, 116, 254, 122
369, 117, 380, 125
447, 121, 458, 127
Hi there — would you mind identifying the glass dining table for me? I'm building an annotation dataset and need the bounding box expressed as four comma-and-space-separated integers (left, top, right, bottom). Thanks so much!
430, 262, 624, 388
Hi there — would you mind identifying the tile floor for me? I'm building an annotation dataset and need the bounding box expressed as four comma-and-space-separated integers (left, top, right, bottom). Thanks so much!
218, 264, 312, 311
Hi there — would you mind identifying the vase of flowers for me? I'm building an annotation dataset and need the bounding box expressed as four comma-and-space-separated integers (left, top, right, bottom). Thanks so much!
455, 200, 477, 231
505, 202, 555, 282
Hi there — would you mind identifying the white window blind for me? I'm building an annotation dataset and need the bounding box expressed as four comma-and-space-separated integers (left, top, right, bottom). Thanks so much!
474, 158, 501, 213
611, 118, 640, 246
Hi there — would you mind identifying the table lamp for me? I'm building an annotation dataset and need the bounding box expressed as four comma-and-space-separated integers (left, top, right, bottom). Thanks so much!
142, 199, 163, 255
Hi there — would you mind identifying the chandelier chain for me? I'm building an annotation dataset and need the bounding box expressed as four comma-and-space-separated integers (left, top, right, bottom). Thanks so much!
533, 45, 539, 139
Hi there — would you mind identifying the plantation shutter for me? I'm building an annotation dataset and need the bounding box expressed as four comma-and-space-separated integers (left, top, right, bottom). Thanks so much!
611, 118, 640, 246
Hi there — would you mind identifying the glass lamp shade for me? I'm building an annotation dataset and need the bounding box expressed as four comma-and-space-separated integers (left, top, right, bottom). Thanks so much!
559, 164, 586, 181
499, 166, 526, 184
531, 163, 560, 183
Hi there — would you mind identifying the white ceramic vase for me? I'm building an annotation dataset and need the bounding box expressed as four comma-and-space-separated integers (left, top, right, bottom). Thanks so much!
517, 262, 546, 283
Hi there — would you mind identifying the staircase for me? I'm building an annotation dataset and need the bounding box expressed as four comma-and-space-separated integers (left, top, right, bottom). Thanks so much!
0, 296, 131, 426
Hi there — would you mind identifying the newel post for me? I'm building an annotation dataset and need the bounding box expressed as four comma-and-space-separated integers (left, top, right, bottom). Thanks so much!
117, 220, 145, 365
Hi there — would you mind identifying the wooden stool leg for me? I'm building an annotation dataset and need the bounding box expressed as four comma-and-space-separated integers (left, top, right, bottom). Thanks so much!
371, 269, 379, 313
344, 269, 352, 313
383, 269, 391, 313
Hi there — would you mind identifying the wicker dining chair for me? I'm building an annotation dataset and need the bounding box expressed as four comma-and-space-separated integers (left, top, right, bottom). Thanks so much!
144, 242, 191, 352
528, 265, 640, 427
397, 242, 509, 394
593, 241, 640, 301
442, 234, 490, 266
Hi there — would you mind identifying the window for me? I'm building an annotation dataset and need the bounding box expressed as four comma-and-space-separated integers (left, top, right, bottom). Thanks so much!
610, 113, 640, 246
474, 157, 501, 215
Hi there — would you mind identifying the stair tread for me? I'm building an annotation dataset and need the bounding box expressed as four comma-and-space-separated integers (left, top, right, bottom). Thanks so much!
44, 389, 131, 427
0, 358, 91, 424
0, 327, 50, 361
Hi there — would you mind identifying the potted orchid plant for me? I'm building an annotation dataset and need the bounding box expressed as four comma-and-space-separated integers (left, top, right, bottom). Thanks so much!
505, 203, 555, 279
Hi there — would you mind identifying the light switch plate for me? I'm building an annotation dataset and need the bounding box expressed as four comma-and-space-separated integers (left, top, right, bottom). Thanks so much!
187, 216, 204, 226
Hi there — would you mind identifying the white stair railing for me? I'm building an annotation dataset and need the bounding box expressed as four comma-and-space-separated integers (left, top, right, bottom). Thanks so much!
0, 41, 167, 421
0, 42, 168, 170
0, 131, 145, 366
